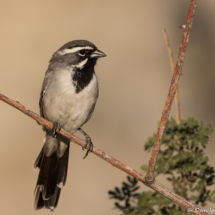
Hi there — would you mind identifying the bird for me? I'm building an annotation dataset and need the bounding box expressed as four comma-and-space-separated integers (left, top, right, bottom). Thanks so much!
33, 40, 106, 211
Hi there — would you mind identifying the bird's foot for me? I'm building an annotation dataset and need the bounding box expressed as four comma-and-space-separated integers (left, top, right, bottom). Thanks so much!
52, 122, 61, 138
82, 136, 94, 159
78, 128, 94, 159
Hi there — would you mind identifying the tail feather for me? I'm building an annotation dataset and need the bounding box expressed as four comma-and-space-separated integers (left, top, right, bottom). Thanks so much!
34, 133, 69, 211
58, 146, 69, 187
33, 146, 44, 171
34, 185, 44, 210
45, 187, 61, 210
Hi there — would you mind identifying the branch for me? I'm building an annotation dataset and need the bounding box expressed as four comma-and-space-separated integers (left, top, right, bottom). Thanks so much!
145, 0, 196, 182
0, 93, 209, 215
163, 29, 181, 125
1, 1, 207, 214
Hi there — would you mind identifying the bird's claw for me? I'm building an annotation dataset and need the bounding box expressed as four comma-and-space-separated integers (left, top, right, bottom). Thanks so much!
52, 122, 61, 138
83, 136, 93, 159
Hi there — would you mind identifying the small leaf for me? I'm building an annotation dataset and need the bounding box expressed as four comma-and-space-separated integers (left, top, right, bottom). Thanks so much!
115, 187, 121, 194
108, 191, 115, 196
127, 176, 132, 183
132, 177, 138, 186
122, 182, 130, 187
131, 186, 140, 192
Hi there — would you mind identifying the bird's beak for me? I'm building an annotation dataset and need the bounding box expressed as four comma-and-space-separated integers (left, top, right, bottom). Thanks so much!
90, 49, 107, 58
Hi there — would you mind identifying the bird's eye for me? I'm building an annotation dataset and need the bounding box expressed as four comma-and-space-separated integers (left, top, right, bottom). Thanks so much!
79, 50, 86, 56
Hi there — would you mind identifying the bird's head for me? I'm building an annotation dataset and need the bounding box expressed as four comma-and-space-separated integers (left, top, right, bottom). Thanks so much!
50, 40, 106, 70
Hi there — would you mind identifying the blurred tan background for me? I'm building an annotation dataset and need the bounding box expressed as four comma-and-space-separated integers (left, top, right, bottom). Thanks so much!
0, 1, 215, 214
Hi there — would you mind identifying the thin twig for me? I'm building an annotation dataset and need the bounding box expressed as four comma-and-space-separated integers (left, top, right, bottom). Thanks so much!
164, 28, 185, 213
0, 92, 209, 215
163, 29, 181, 124
0, 0, 204, 214
145, 0, 196, 182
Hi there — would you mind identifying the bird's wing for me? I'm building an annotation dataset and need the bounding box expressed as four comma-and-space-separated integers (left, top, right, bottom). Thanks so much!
39, 70, 51, 119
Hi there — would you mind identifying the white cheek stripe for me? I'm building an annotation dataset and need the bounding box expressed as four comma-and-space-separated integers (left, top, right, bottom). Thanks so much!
58, 46, 93, 55
71, 58, 88, 69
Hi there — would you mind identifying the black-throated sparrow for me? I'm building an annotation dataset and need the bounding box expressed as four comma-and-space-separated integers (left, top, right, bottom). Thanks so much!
33, 40, 106, 211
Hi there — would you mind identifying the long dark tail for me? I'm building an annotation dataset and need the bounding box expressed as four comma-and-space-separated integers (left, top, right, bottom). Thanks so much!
33, 132, 70, 211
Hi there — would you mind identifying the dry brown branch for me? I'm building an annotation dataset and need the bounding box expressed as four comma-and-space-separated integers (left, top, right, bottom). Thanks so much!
0, 92, 209, 215
163, 29, 185, 214
145, 0, 196, 183
0, 1, 208, 214
163, 29, 181, 124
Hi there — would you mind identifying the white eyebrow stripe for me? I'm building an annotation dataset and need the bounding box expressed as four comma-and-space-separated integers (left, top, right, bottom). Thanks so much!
71, 58, 88, 69
58, 46, 94, 55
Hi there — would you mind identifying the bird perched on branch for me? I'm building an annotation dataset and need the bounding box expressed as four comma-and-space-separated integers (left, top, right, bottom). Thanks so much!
33, 40, 106, 211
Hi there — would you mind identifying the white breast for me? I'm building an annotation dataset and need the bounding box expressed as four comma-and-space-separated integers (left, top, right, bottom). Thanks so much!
43, 68, 98, 133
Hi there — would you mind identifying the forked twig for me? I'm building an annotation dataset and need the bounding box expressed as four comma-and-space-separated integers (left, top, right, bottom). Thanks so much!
163, 29, 181, 124
145, 0, 196, 183
0, 92, 208, 215
1, 0, 207, 214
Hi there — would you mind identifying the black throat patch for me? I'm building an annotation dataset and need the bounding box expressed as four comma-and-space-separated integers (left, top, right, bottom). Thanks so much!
72, 62, 94, 93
